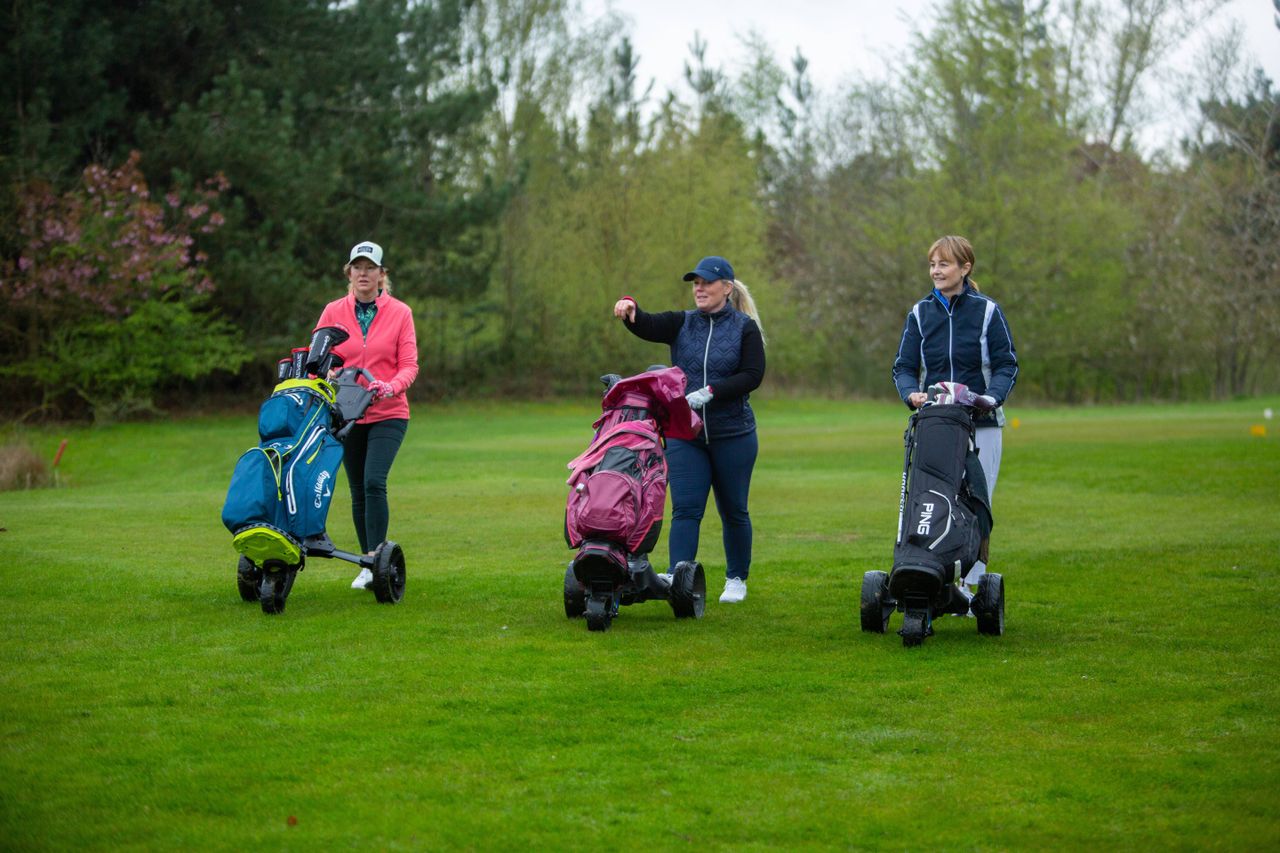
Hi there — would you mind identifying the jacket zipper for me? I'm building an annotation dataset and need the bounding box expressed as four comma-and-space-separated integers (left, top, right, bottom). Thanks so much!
354, 299, 371, 419
947, 309, 955, 382
940, 293, 955, 383
702, 317, 715, 443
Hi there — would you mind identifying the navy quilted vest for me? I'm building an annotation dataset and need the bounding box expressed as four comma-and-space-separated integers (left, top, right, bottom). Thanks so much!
671, 305, 756, 439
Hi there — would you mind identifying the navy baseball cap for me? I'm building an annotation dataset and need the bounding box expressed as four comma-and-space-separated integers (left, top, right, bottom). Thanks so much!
683, 255, 734, 283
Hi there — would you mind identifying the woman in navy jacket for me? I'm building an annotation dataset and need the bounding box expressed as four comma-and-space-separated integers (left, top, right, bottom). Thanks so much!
613, 256, 766, 603
892, 235, 1018, 591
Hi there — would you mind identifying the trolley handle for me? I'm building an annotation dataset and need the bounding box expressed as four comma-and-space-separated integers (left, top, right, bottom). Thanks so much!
331, 367, 380, 440
335, 366, 376, 385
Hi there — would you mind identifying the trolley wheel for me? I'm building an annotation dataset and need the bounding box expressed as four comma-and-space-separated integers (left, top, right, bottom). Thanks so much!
859, 570, 893, 633
585, 596, 612, 632
973, 573, 1005, 636
259, 569, 296, 615
370, 541, 406, 604
669, 560, 706, 619
237, 556, 261, 603
564, 564, 586, 618
899, 609, 928, 647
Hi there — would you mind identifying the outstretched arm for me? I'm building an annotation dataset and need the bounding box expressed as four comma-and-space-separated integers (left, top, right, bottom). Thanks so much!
613, 297, 684, 344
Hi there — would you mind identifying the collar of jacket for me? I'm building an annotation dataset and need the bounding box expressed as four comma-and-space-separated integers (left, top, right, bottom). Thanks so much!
347, 289, 389, 308
695, 302, 737, 319
931, 282, 977, 310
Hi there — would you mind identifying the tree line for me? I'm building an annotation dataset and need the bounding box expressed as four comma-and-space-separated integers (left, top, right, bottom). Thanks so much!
1, 0, 1276, 421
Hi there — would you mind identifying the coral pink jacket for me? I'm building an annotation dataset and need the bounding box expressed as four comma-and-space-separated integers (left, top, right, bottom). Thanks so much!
314, 291, 419, 423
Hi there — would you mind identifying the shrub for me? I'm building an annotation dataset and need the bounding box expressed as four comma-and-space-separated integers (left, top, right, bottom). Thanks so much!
0, 442, 51, 491
0, 151, 249, 422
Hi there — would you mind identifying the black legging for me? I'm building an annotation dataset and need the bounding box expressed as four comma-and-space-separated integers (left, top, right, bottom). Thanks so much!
341, 418, 408, 553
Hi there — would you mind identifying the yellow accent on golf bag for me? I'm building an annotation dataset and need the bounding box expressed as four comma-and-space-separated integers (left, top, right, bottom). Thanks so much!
232, 525, 302, 567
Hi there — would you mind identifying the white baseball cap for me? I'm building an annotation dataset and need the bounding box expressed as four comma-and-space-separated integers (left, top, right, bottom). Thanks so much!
348, 241, 384, 266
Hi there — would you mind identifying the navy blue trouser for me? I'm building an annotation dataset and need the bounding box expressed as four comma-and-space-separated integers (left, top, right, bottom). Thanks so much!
341, 418, 408, 553
664, 430, 758, 580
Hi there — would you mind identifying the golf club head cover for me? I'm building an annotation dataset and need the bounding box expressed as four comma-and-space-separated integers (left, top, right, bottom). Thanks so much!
928, 381, 996, 411
969, 392, 998, 411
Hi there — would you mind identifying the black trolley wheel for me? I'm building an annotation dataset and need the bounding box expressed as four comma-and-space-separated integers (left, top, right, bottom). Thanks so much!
973, 573, 1005, 636
370, 541, 406, 604
259, 568, 296, 615
899, 609, 929, 647
669, 560, 706, 619
585, 596, 612, 632
237, 556, 261, 603
564, 564, 586, 618
859, 570, 893, 633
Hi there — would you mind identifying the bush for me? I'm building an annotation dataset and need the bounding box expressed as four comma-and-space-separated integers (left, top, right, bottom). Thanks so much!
0, 151, 248, 422
0, 442, 51, 491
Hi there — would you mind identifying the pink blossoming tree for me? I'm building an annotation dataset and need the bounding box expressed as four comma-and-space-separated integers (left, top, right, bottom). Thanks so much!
1, 152, 248, 421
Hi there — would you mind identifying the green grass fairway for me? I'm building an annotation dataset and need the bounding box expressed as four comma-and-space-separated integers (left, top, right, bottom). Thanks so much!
2, 397, 1278, 848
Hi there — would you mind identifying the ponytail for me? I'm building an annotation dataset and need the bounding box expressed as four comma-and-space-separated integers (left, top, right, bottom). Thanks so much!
728, 280, 767, 346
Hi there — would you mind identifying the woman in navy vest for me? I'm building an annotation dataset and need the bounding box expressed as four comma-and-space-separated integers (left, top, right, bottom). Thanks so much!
613, 256, 766, 603
892, 235, 1018, 595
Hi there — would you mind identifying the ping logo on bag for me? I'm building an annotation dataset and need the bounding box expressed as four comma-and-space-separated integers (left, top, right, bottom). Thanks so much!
917, 502, 935, 536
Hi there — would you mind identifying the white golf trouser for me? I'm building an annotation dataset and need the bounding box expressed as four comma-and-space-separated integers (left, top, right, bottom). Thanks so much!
964, 426, 1003, 587
974, 426, 1002, 499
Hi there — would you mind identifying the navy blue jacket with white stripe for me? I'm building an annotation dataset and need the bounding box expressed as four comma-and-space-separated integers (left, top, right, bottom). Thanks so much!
892, 282, 1018, 428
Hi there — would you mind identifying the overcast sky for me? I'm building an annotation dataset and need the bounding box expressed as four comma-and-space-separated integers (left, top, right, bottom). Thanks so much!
582, 0, 1280, 141
583, 0, 934, 92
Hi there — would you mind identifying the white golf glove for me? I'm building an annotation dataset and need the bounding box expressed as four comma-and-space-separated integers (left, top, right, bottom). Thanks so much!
685, 385, 713, 410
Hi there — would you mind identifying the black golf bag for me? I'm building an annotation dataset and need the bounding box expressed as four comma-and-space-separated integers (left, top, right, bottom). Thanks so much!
861, 398, 1004, 645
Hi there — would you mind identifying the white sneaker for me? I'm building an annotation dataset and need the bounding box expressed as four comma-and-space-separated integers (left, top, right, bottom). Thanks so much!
719, 577, 747, 603
351, 568, 373, 589
656, 572, 673, 585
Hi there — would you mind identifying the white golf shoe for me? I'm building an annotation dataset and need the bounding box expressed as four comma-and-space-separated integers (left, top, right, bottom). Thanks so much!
351, 568, 373, 589
719, 577, 747, 603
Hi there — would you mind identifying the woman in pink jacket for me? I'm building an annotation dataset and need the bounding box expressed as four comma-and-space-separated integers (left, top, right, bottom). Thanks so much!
314, 241, 420, 589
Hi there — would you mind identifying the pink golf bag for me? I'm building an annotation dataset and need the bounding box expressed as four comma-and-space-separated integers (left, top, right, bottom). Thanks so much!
562, 366, 706, 631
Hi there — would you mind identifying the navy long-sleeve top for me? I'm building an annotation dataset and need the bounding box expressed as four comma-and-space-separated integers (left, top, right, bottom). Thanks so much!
624, 302, 765, 439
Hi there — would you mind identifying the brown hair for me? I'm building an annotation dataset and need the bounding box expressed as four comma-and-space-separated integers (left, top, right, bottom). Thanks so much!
928, 235, 979, 292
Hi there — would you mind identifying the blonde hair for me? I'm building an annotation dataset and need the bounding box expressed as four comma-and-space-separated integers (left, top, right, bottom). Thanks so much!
727, 280, 767, 346
928, 235, 979, 292
344, 263, 393, 295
